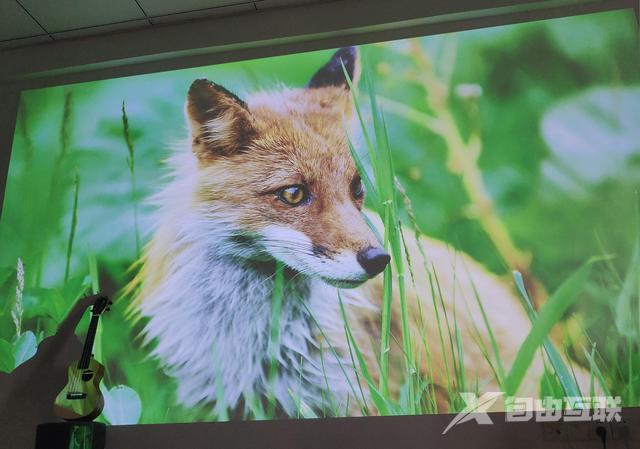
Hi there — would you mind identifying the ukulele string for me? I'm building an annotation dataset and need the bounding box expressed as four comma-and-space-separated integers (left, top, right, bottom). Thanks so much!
73, 326, 90, 394
68, 357, 77, 395
72, 308, 93, 395
70, 362, 81, 396
70, 318, 89, 395
70, 339, 83, 396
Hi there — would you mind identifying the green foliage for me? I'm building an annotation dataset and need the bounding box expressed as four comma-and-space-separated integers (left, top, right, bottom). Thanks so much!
102, 385, 143, 425
13, 330, 37, 366
0, 330, 36, 373
0, 339, 14, 372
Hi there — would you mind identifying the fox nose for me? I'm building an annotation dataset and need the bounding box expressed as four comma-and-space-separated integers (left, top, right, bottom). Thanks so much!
357, 247, 391, 277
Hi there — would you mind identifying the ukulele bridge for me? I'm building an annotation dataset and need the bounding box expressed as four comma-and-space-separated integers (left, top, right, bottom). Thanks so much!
66, 392, 88, 400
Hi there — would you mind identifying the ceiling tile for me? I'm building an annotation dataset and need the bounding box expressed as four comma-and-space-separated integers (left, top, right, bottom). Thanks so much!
51, 19, 150, 40
0, 34, 51, 50
0, 0, 45, 40
138, 0, 248, 17
149, 3, 254, 24
18, 0, 146, 33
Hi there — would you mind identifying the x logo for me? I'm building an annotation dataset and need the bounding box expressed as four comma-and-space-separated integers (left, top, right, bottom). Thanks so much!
442, 392, 503, 434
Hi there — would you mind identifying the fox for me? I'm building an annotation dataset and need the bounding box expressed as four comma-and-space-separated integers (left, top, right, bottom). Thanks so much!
130, 47, 591, 417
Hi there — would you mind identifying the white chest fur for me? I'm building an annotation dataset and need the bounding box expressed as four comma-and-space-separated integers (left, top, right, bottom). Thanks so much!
139, 244, 358, 416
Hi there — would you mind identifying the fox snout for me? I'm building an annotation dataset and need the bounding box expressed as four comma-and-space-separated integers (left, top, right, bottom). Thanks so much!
357, 246, 390, 277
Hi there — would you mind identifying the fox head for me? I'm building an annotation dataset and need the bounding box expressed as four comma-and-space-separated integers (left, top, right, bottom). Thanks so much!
184, 47, 390, 288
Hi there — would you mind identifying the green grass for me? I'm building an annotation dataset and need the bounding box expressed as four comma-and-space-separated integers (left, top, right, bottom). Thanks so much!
64, 171, 80, 282
507, 266, 592, 397
336, 52, 635, 415
121, 101, 141, 258
344, 53, 420, 412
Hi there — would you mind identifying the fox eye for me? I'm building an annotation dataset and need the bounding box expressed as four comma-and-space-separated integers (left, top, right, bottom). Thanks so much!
350, 175, 364, 200
277, 185, 309, 206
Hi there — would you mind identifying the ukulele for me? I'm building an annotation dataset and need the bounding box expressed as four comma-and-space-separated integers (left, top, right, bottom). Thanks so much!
54, 295, 111, 421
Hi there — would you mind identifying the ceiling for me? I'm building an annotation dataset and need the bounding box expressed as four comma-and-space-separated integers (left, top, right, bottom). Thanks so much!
0, 0, 330, 49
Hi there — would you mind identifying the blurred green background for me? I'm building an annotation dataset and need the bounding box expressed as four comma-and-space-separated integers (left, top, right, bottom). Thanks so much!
0, 9, 638, 424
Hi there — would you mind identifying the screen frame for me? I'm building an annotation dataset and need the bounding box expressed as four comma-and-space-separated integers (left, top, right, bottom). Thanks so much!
107, 409, 640, 448
0, 2, 638, 445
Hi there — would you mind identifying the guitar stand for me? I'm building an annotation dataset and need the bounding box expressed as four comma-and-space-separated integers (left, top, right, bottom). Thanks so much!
35, 421, 106, 449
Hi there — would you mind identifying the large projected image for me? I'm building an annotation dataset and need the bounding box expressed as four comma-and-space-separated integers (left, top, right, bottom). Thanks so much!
0, 10, 638, 425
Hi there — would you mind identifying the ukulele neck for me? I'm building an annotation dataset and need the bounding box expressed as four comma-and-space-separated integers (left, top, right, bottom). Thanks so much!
77, 313, 100, 370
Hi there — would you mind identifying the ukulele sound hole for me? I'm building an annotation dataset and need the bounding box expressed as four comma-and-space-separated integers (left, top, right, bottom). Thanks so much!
81, 370, 94, 381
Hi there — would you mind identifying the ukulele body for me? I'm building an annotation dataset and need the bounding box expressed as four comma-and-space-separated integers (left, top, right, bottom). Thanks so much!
54, 358, 105, 421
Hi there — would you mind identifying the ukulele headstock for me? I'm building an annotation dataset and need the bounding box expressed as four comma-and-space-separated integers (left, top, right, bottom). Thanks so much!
91, 296, 112, 316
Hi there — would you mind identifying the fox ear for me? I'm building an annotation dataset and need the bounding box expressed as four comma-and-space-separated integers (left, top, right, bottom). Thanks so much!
186, 79, 255, 158
308, 47, 360, 89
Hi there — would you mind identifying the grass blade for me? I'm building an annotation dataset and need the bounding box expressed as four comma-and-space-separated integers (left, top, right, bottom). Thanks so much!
505, 262, 594, 396
513, 271, 584, 398
121, 101, 141, 258
64, 170, 80, 282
